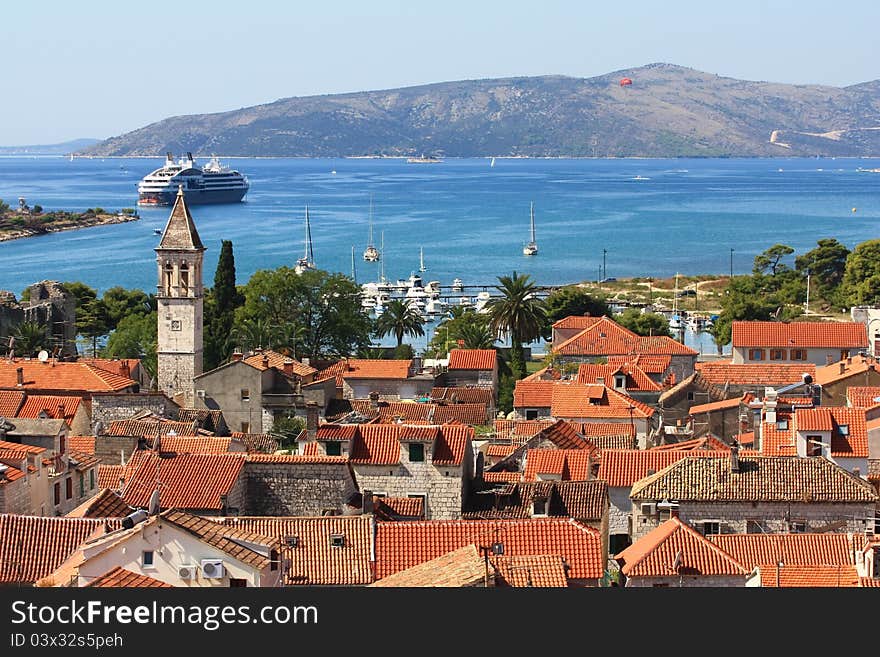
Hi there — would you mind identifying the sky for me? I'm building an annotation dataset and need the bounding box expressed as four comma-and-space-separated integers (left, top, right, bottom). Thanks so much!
2, 0, 879, 145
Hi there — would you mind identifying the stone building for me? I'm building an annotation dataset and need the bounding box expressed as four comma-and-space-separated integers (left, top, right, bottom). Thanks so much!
156, 187, 205, 407
307, 423, 474, 520
814, 355, 880, 407
629, 451, 879, 540
323, 358, 436, 401
444, 349, 498, 396
0, 281, 76, 358
731, 320, 868, 366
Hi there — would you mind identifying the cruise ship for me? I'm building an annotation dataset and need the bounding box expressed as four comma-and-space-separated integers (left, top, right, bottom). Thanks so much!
137, 152, 249, 205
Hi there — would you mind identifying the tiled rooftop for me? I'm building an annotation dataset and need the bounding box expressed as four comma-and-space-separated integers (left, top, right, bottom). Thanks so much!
369, 544, 486, 587
695, 362, 816, 386
67, 436, 96, 454
732, 320, 867, 348
0, 360, 137, 393
708, 533, 856, 569
97, 464, 125, 491
794, 407, 868, 458
756, 564, 861, 587
493, 554, 569, 587
846, 386, 880, 409
815, 356, 878, 385
523, 449, 593, 482
340, 359, 412, 380
65, 488, 131, 518
447, 349, 497, 371
430, 387, 494, 405
464, 480, 608, 522
85, 566, 171, 588
242, 350, 317, 378
596, 449, 707, 488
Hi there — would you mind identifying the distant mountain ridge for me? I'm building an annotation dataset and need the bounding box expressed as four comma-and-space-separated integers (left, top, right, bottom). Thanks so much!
1, 138, 100, 155
84, 64, 880, 157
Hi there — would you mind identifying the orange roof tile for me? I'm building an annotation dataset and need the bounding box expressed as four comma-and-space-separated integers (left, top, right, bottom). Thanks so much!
376, 496, 425, 519
733, 320, 868, 349
609, 354, 671, 374
695, 362, 816, 386
0, 515, 114, 584
85, 566, 171, 588
513, 380, 556, 407
246, 453, 348, 464
535, 420, 594, 451
0, 361, 136, 393
108, 419, 201, 438
67, 435, 96, 454
493, 554, 569, 587
815, 356, 878, 385
79, 358, 141, 379
374, 518, 604, 580
242, 350, 317, 378
485, 444, 518, 458
158, 436, 232, 454
483, 471, 522, 483
465, 481, 608, 523
376, 401, 488, 426
860, 577, 880, 587
758, 421, 797, 456
523, 449, 593, 481
577, 362, 661, 392
121, 451, 245, 511
552, 315, 603, 330
757, 564, 860, 587
709, 533, 856, 569
448, 349, 497, 371
0, 390, 25, 416
689, 397, 743, 414
579, 422, 637, 438
341, 359, 412, 380
795, 407, 868, 458
616, 518, 747, 578
637, 336, 698, 356
0, 439, 46, 454
431, 387, 494, 405
65, 488, 131, 518
432, 424, 472, 465
846, 386, 880, 408
597, 449, 700, 487
97, 464, 125, 490
369, 544, 485, 587
212, 515, 374, 585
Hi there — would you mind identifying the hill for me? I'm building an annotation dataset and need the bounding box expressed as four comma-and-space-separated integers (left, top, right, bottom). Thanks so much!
0, 138, 100, 156
83, 64, 880, 157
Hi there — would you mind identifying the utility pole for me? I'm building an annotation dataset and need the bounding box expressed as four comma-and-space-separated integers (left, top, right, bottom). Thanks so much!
603, 249, 607, 281
805, 270, 811, 315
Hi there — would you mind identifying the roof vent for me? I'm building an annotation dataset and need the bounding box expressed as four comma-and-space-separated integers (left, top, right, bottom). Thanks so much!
329, 534, 345, 548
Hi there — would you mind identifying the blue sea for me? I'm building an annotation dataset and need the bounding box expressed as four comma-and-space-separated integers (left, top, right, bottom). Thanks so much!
0, 156, 878, 354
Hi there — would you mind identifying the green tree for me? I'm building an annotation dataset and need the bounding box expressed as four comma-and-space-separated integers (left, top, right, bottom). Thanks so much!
542, 286, 610, 337
10, 320, 48, 357
205, 240, 244, 369
272, 414, 306, 450
486, 271, 546, 380
102, 286, 154, 328
230, 317, 277, 353
63, 281, 109, 356
425, 308, 491, 356
842, 239, 880, 307
375, 299, 426, 348
615, 308, 672, 337
236, 267, 371, 360
104, 312, 158, 383
753, 244, 795, 276
710, 276, 780, 352
393, 344, 415, 360
457, 321, 497, 349
795, 238, 850, 306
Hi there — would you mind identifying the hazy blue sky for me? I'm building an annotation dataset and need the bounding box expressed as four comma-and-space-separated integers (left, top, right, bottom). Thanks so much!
3, 0, 878, 144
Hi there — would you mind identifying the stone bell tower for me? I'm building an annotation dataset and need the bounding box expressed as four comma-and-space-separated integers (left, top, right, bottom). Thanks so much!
156, 186, 205, 405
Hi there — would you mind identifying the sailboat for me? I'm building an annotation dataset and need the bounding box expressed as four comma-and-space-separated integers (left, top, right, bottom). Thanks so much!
363, 196, 380, 262
294, 206, 316, 274
419, 247, 427, 273
490, 157, 496, 168
669, 273, 682, 331
522, 202, 538, 256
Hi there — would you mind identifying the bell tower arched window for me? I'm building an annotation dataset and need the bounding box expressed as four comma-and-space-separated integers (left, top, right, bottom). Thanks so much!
180, 262, 190, 296
163, 262, 174, 296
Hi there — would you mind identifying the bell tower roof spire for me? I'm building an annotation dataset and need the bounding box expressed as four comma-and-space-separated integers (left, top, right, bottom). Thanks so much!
157, 185, 205, 250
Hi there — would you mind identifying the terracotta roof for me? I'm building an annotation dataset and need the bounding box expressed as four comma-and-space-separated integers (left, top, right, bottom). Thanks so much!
485, 444, 518, 458
553, 316, 698, 357
0, 439, 46, 454
376, 496, 425, 520
246, 453, 348, 464
431, 387, 494, 405
433, 424, 473, 465
316, 359, 350, 387
67, 435, 96, 454
158, 436, 233, 454
211, 516, 374, 585
157, 186, 204, 250
177, 408, 226, 433
757, 564, 861, 587
695, 362, 817, 386
65, 488, 131, 518
97, 464, 125, 491
732, 321, 867, 348
651, 437, 725, 452
860, 577, 880, 587
579, 422, 637, 439
121, 451, 245, 511
523, 449, 593, 482
229, 432, 278, 454
369, 544, 486, 587
708, 533, 856, 569
795, 407, 868, 458
690, 397, 743, 414
513, 380, 556, 407
483, 471, 522, 483
108, 419, 200, 438
374, 518, 604, 580
552, 315, 603, 330
242, 350, 317, 378
637, 336, 699, 356
161, 510, 272, 569
616, 518, 747, 578
0, 390, 25, 416
318, 422, 472, 466
609, 355, 671, 375
85, 566, 171, 588
492, 419, 558, 442
535, 420, 594, 451
68, 449, 100, 471
589, 434, 638, 450
815, 356, 878, 385
464, 480, 608, 522
597, 449, 702, 488
376, 401, 488, 426
759, 420, 797, 456
447, 349, 497, 371
341, 359, 412, 380
0, 515, 113, 584
0, 361, 137, 393
549, 384, 606, 417
79, 358, 141, 380
846, 386, 880, 408
631, 455, 879, 503
576, 363, 661, 392
493, 554, 569, 587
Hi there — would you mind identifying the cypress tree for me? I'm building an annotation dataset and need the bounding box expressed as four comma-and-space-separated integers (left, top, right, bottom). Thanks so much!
204, 240, 242, 369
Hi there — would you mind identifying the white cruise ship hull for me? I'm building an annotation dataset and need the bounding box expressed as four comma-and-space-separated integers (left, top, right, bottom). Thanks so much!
138, 187, 247, 206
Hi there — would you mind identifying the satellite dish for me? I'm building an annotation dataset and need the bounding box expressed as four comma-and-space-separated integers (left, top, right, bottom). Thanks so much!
37, 350, 49, 362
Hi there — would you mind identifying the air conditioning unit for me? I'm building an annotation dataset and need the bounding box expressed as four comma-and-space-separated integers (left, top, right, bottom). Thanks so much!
640, 502, 657, 516
178, 565, 198, 580
200, 559, 226, 579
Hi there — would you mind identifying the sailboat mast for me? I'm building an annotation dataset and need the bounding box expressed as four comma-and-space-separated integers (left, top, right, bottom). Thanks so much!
368, 195, 374, 246
305, 206, 314, 263
530, 202, 536, 243
351, 245, 356, 282
380, 231, 385, 283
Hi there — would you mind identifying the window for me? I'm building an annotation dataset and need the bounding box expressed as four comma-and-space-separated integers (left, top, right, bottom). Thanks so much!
170, 319, 182, 331
180, 262, 190, 295
838, 424, 849, 436
329, 534, 345, 548
702, 521, 720, 536
65, 478, 72, 500
615, 375, 626, 388
89, 469, 95, 490
806, 435, 823, 457
746, 520, 767, 534
525, 409, 538, 421
748, 349, 765, 361
324, 441, 341, 456
229, 578, 247, 587
790, 349, 807, 361
240, 421, 250, 433
790, 520, 807, 533
408, 443, 425, 462
659, 509, 671, 522
142, 550, 154, 567
54, 482, 60, 506
532, 496, 548, 516
79, 473, 84, 497
163, 262, 173, 295
240, 388, 250, 401
769, 349, 786, 361
59, 435, 65, 454
687, 392, 695, 401
777, 420, 788, 430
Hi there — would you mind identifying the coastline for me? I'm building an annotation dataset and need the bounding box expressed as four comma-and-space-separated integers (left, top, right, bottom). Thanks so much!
0, 212, 139, 243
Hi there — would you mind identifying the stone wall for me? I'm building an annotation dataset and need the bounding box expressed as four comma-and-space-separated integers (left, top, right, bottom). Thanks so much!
344, 379, 435, 401
608, 487, 633, 539
625, 575, 747, 588
91, 393, 180, 427
243, 462, 357, 516
0, 282, 77, 357
93, 435, 139, 466
0, 474, 29, 514
631, 500, 875, 540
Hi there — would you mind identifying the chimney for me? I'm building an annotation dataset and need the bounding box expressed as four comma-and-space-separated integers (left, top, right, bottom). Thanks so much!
847, 356, 852, 364
826, 354, 835, 366
306, 401, 319, 439
730, 441, 741, 473
839, 362, 846, 375
283, 357, 294, 377
596, 376, 605, 386
262, 354, 270, 369
231, 348, 243, 362
57, 403, 65, 420
16, 367, 23, 386
302, 357, 310, 367
853, 467, 861, 478
369, 391, 380, 410
670, 506, 680, 519
362, 490, 374, 514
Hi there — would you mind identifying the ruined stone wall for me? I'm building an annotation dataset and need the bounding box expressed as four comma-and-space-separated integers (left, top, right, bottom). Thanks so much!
243, 462, 357, 516
90, 393, 180, 427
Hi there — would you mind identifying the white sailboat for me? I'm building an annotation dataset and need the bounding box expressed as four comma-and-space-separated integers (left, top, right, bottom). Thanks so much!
294, 206, 316, 275
669, 273, 682, 331
522, 202, 538, 256
419, 247, 427, 273
363, 196, 380, 262
490, 157, 496, 168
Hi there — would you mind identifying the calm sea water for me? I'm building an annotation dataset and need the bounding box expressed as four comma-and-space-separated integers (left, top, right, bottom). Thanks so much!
0, 156, 878, 354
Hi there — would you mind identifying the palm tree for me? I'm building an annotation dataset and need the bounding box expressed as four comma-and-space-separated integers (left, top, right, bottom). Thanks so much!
375, 299, 425, 348
458, 321, 497, 350
11, 321, 48, 357
231, 317, 276, 354
486, 271, 546, 377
